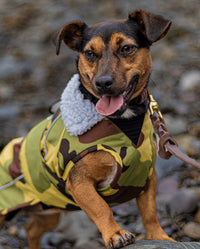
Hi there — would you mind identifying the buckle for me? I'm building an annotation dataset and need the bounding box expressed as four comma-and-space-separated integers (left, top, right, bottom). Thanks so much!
147, 88, 163, 118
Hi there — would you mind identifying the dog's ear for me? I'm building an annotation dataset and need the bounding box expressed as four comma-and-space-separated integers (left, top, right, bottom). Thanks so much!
129, 10, 172, 44
52, 22, 87, 55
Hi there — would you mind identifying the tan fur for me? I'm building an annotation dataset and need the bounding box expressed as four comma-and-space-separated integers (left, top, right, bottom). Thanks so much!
78, 33, 152, 101
66, 151, 134, 248
136, 137, 175, 241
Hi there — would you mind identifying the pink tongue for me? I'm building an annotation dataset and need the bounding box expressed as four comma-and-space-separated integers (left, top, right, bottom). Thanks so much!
96, 95, 124, 116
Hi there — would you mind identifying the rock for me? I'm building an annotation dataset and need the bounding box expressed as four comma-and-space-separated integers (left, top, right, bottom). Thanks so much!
17, 227, 27, 240
155, 156, 183, 182
134, 218, 146, 235
188, 122, 200, 137
48, 232, 68, 247
183, 222, 200, 240
111, 199, 139, 217
0, 1, 200, 248
156, 194, 172, 215
0, 55, 29, 79
123, 240, 200, 249
0, 104, 20, 118
55, 212, 98, 246
73, 239, 105, 249
7, 225, 18, 236
40, 232, 53, 248
175, 134, 199, 157
60, 242, 71, 249
169, 188, 199, 216
179, 70, 200, 91
163, 114, 187, 135
41, 232, 70, 248
157, 176, 179, 195
0, 84, 14, 100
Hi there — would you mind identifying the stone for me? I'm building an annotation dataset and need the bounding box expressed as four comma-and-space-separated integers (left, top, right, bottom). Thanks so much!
163, 114, 187, 135
175, 134, 199, 157
73, 239, 105, 249
0, 104, 20, 118
111, 199, 139, 217
7, 225, 18, 236
123, 240, 200, 249
0, 0, 200, 248
169, 188, 199, 216
179, 70, 200, 91
157, 177, 178, 195
155, 156, 182, 182
17, 227, 27, 240
55, 212, 98, 246
48, 232, 68, 246
188, 122, 200, 137
183, 222, 200, 240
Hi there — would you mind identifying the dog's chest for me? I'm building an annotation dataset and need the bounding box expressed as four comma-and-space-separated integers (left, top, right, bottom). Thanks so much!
109, 114, 145, 146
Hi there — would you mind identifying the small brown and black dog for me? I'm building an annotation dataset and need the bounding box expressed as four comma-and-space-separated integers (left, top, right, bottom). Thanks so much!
0, 10, 175, 249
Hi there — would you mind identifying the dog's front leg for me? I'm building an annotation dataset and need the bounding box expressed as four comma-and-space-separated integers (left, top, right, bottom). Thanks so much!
136, 168, 175, 241
67, 151, 135, 249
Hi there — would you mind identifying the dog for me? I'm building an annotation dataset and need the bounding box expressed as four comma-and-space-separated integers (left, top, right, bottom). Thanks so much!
0, 10, 175, 249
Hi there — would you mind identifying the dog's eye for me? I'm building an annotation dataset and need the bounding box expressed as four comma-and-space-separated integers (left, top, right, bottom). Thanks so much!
84, 50, 97, 60
120, 45, 137, 55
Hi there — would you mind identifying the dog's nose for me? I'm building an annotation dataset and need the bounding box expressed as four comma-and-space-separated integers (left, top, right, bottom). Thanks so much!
95, 76, 113, 90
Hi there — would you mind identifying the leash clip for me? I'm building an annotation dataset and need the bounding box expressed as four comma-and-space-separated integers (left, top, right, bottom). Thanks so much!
147, 88, 163, 118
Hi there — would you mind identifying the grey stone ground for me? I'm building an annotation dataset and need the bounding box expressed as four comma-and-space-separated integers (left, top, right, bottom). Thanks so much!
124, 240, 200, 249
0, 0, 199, 248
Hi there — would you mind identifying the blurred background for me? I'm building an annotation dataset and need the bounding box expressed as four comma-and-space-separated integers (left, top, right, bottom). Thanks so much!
0, 0, 199, 248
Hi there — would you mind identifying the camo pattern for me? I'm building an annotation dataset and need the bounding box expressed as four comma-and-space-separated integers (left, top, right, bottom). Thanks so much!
0, 111, 155, 214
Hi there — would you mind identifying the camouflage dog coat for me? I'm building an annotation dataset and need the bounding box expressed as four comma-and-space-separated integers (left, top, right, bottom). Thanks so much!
0, 74, 155, 215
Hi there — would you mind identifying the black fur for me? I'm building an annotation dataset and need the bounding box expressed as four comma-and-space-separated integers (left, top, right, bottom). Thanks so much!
80, 20, 150, 52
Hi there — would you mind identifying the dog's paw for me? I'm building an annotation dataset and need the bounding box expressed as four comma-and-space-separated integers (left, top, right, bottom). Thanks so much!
107, 230, 135, 249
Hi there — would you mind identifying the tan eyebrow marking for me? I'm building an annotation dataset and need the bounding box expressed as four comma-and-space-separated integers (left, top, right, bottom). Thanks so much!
84, 36, 105, 55
109, 33, 137, 51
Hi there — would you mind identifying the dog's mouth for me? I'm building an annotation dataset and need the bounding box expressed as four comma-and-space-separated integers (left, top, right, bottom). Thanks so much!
96, 75, 139, 116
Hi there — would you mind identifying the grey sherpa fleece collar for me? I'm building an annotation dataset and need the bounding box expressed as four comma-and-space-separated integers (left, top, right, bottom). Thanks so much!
60, 74, 104, 136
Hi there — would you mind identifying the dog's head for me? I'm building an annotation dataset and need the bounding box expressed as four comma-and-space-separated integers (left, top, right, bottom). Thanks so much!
54, 10, 171, 117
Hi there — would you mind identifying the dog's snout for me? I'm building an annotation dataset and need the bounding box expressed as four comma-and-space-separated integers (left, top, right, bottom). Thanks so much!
95, 76, 113, 90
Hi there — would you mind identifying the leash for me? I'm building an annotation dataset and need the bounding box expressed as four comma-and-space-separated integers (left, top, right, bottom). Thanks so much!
147, 88, 200, 169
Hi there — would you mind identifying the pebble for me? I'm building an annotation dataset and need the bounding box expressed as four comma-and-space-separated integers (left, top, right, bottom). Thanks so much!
7, 225, 18, 236
188, 121, 200, 141
111, 199, 139, 217
0, 84, 14, 100
17, 227, 27, 240
155, 156, 182, 182
0, 0, 200, 248
55, 212, 98, 245
0, 104, 20, 118
48, 232, 68, 247
157, 176, 179, 195
183, 222, 200, 239
179, 70, 200, 91
169, 188, 199, 216
163, 114, 187, 135
175, 134, 199, 157
73, 240, 105, 249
